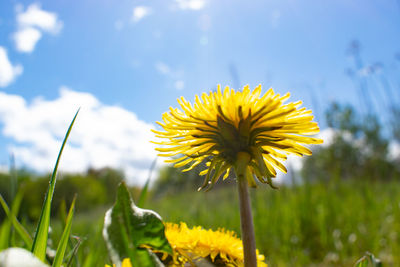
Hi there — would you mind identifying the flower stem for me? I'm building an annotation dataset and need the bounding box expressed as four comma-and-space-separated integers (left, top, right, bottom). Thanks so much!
235, 152, 257, 267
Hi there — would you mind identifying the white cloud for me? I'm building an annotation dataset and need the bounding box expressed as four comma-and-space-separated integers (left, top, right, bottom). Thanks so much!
0, 87, 158, 185
13, 27, 42, 53
13, 4, 63, 53
16, 3, 63, 34
274, 154, 303, 185
0, 47, 23, 87
132, 6, 152, 23
0, 165, 8, 173
317, 128, 335, 147
388, 141, 400, 161
175, 0, 206, 10
274, 128, 332, 184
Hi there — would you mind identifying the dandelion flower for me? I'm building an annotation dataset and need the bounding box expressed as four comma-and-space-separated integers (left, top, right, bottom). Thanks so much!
105, 258, 132, 267
106, 223, 267, 267
163, 222, 267, 267
153, 84, 322, 190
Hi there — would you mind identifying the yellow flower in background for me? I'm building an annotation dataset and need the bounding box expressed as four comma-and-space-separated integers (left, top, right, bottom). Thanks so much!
153, 84, 322, 189
163, 222, 267, 267
105, 257, 132, 267
105, 223, 267, 266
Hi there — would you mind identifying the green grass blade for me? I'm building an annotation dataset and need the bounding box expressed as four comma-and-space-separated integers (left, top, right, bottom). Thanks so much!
65, 237, 81, 267
354, 252, 382, 267
0, 215, 10, 249
58, 200, 68, 228
0, 192, 19, 249
9, 153, 17, 203
31, 109, 80, 262
137, 158, 157, 207
58, 200, 81, 266
52, 196, 76, 267
0, 158, 21, 249
7, 190, 24, 247
0, 194, 33, 248
137, 178, 150, 208
81, 252, 95, 267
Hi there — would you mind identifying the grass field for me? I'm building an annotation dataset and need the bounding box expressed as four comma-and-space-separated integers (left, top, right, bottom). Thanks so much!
46, 178, 400, 266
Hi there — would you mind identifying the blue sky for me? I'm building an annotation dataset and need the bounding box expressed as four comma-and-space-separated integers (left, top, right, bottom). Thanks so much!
0, 0, 399, 184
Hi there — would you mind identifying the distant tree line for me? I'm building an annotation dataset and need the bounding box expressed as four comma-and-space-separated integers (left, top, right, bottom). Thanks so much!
302, 102, 400, 182
0, 167, 141, 222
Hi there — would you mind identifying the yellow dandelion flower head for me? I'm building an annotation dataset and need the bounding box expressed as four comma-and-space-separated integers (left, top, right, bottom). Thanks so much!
105, 223, 268, 266
105, 258, 132, 267
153, 84, 322, 190
164, 222, 267, 267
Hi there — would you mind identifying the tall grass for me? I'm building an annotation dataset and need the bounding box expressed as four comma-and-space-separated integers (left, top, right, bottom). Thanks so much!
147, 179, 400, 266
3, 168, 399, 266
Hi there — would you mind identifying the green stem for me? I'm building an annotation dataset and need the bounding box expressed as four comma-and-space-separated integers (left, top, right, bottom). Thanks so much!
235, 152, 257, 267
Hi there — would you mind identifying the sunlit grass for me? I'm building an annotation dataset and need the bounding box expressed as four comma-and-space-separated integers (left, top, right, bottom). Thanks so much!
3, 170, 398, 266
147, 180, 400, 266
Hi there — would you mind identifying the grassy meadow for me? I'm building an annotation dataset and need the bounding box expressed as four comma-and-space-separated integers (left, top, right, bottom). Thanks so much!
150, 180, 400, 266
40, 178, 399, 266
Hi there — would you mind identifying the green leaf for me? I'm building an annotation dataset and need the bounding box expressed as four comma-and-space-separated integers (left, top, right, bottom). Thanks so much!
0, 190, 23, 249
137, 158, 157, 208
81, 252, 95, 267
52, 196, 76, 267
31, 109, 79, 262
137, 178, 150, 208
58, 200, 80, 267
9, 153, 18, 205
355, 257, 369, 267
103, 182, 172, 267
0, 194, 33, 248
65, 237, 81, 267
354, 252, 382, 267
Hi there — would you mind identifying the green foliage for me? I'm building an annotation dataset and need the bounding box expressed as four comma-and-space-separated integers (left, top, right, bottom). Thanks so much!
138, 177, 150, 208
153, 161, 235, 198
303, 102, 400, 182
52, 196, 75, 267
148, 180, 400, 266
13, 168, 124, 222
0, 193, 33, 249
0, 110, 83, 267
31, 109, 79, 262
0, 171, 30, 221
390, 106, 400, 142
0, 190, 23, 249
20, 177, 52, 221
153, 164, 202, 197
355, 252, 382, 267
103, 183, 172, 267
86, 167, 124, 203
55, 174, 108, 212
